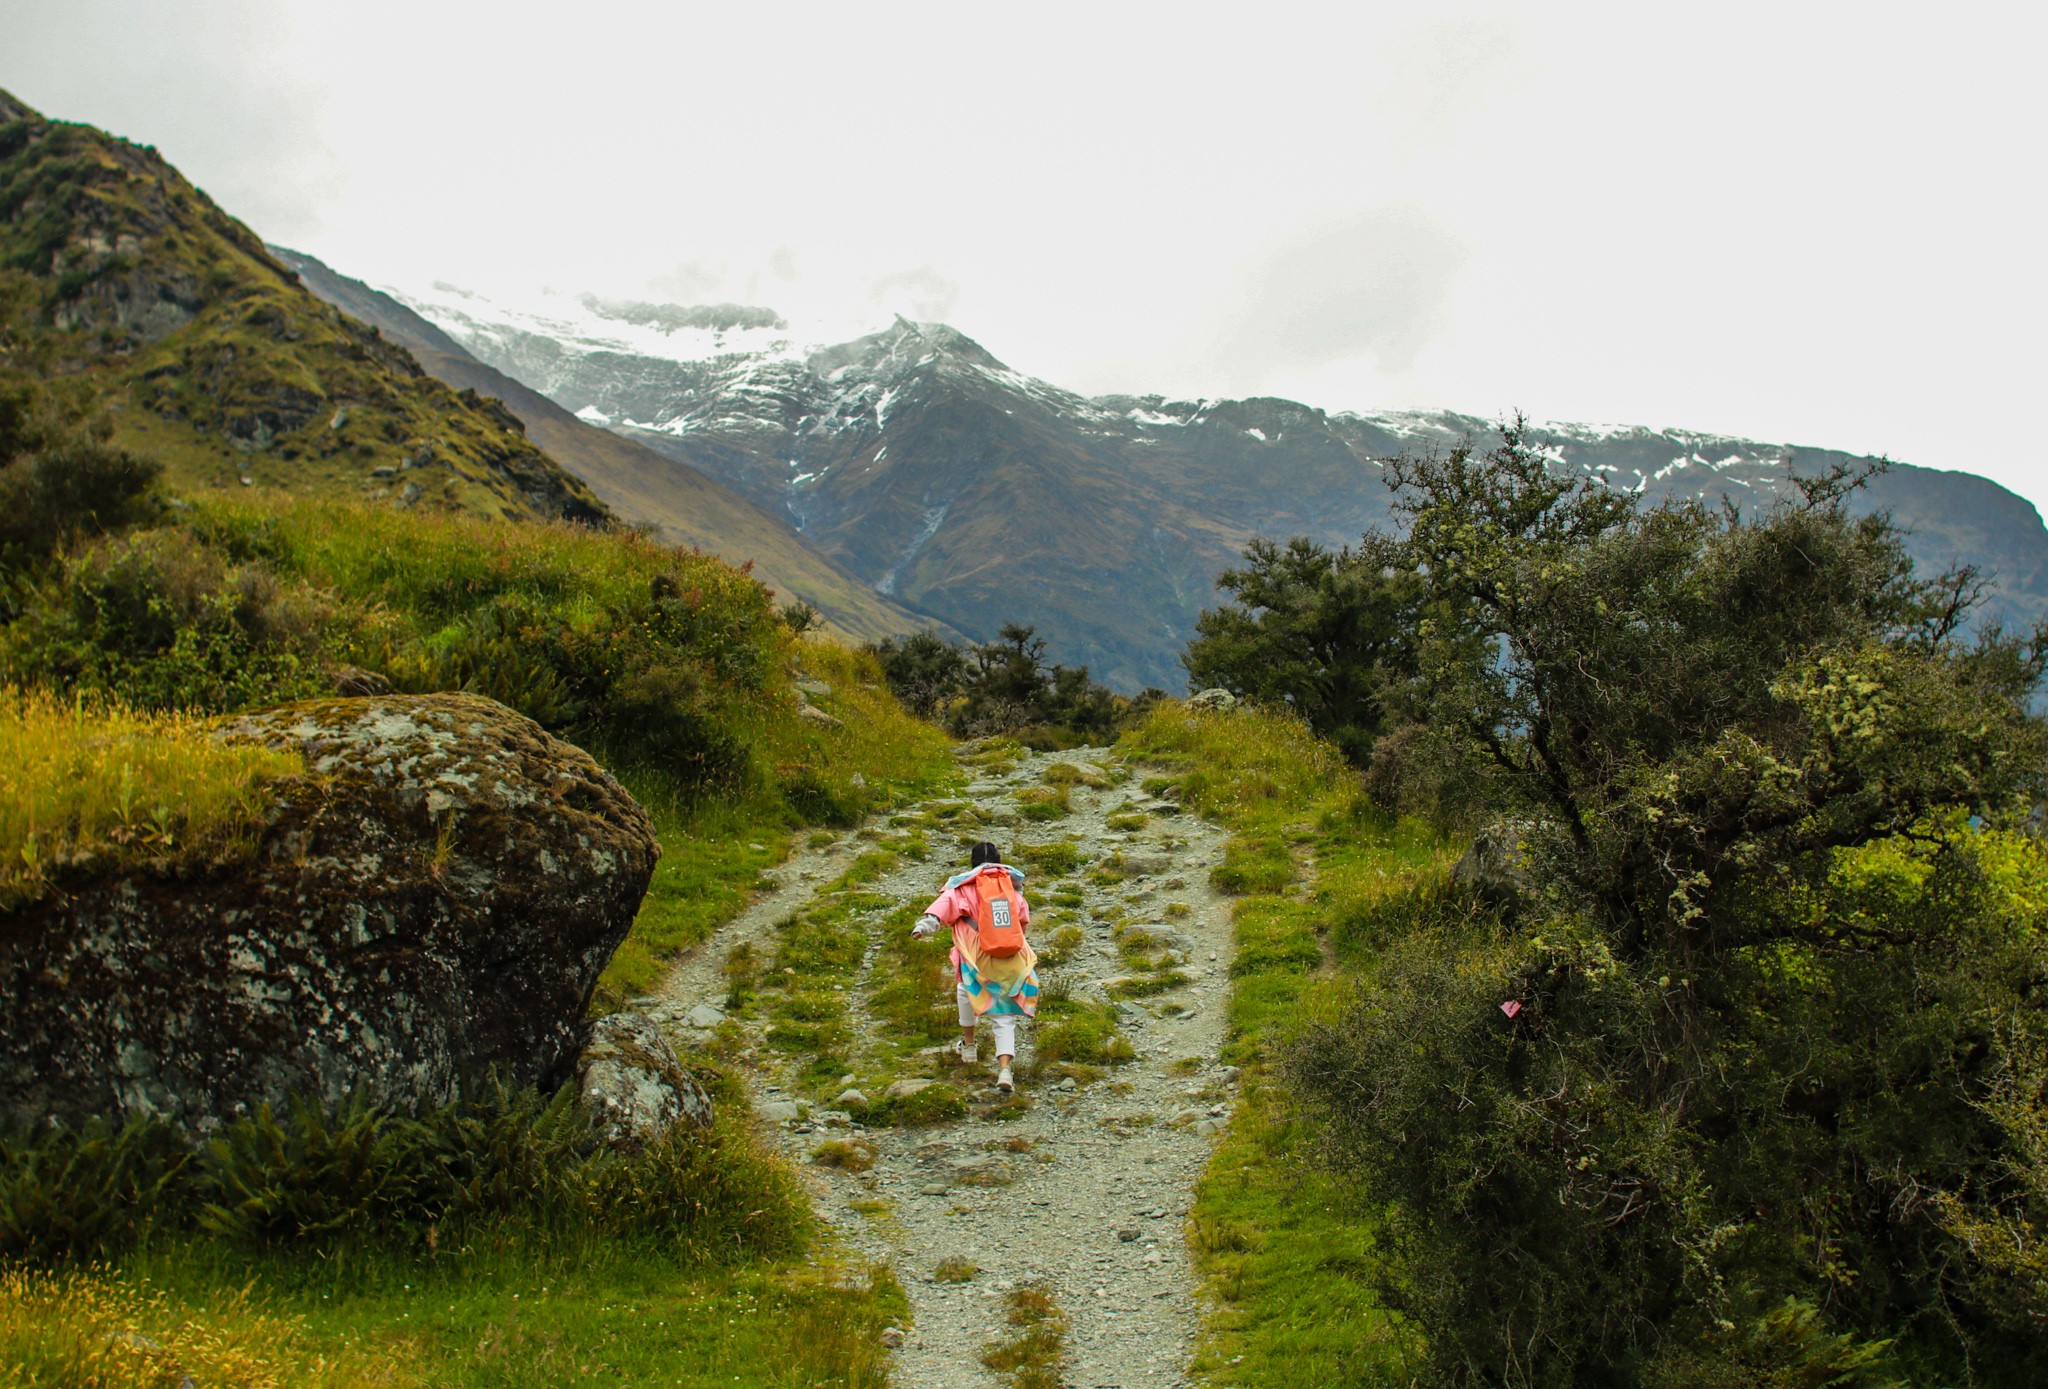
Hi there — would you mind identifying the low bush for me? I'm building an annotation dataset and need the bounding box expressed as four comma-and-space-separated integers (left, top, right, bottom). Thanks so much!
0, 1078, 809, 1267
870, 623, 1140, 743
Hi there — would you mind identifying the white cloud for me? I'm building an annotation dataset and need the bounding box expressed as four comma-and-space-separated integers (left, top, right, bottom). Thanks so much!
8, 0, 2046, 512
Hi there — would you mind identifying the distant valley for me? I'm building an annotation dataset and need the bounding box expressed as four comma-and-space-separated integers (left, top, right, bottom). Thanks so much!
367, 281, 2048, 691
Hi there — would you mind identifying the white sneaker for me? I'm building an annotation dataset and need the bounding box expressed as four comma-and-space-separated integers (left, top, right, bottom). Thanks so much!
957, 1039, 977, 1065
997, 1064, 1014, 1095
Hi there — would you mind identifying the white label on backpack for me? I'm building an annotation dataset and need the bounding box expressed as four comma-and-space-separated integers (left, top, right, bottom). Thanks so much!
990, 898, 1012, 928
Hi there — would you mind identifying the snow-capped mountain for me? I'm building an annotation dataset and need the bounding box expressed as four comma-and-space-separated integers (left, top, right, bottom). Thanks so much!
390, 283, 2048, 692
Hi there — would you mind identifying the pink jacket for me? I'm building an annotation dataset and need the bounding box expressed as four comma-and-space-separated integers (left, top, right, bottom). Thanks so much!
924, 865, 1034, 980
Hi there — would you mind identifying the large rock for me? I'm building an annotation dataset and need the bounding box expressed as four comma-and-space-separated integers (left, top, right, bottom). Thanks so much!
0, 694, 659, 1133
1452, 820, 1533, 910
576, 1012, 712, 1145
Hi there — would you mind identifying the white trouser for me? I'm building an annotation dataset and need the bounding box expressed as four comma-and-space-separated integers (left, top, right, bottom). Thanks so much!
957, 984, 1018, 1056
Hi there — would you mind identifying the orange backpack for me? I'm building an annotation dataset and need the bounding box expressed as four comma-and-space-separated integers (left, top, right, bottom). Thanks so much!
971, 867, 1027, 958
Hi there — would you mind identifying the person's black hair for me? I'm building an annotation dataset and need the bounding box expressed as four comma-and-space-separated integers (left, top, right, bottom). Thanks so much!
970, 840, 1002, 868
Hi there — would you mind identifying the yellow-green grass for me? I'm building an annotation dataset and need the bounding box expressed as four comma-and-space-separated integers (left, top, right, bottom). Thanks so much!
1116, 701, 1456, 1384
1014, 785, 1070, 821
0, 688, 301, 913
0, 1266, 410, 1389
67, 1246, 907, 1389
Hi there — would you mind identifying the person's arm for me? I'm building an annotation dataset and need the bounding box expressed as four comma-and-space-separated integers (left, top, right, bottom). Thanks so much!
913, 885, 965, 938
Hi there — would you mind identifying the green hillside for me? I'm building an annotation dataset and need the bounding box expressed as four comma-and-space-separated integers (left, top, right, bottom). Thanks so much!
0, 89, 603, 523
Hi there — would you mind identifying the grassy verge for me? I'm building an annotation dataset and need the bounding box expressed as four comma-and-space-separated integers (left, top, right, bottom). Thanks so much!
1117, 702, 1455, 1385
4, 1247, 907, 1388
0, 1080, 905, 1388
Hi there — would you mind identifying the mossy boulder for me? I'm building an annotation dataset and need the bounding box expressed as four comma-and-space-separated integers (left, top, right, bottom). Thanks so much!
0, 693, 658, 1133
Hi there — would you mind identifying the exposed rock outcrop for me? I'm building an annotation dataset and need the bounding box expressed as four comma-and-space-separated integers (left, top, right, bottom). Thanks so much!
576, 1011, 713, 1146
1452, 819, 1533, 910
0, 694, 658, 1134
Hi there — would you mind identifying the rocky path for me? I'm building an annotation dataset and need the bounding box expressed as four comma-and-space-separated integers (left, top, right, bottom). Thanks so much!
646, 745, 1238, 1389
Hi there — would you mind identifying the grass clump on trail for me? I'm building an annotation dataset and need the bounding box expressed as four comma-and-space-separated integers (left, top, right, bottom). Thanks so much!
0, 687, 300, 911
980, 1282, 1070, 1389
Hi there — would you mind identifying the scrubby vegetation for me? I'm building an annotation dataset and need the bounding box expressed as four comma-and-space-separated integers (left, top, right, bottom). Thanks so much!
1154, 424, 2048, 1387
980, 1282, 1070, 1389
0, 217, 946, 1379
0, 481, 951, 999
0, 1078, 920, 1386
0, 1081, 807, 1268
870, 621, 1151, 746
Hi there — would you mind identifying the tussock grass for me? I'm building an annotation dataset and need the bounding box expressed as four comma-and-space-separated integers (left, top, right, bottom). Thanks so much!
934, 1255, 978, 1283
872, 1083, 966, 1127
1032, 998, 1134, 1067
1040, 761, 1106, 789
1014, 785, 1070, 822
981, 1283, 1069, 1389
1017, 839, 1085, 876
0, 688, 301, 912
1034, 924, 1085, 968
813, 1139, 878, 1173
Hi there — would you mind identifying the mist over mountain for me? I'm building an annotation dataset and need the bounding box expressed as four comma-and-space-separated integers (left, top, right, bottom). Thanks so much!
391, 282, 2048, 692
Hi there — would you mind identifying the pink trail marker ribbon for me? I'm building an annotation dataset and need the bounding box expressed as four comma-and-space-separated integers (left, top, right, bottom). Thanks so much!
1500, 1000, 1523, 1019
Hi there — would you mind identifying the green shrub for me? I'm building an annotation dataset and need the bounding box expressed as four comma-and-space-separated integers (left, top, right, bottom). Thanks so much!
198, 1092, 431, 1243
0, 1080, 809, 1265
0, 1116, 192, 1263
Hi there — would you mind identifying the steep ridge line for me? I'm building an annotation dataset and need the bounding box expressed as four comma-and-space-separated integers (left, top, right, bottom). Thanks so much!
646, 746, 1238, 1388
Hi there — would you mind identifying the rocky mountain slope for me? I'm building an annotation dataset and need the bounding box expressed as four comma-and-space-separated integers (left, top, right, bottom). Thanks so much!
389, 294, 2047, 694
271, 249, 951, 645
0, 90, 603, 524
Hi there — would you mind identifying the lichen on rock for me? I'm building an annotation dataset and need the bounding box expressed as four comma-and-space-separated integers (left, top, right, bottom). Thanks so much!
576, 1011, 713, 1146
0, 693, 659, 1134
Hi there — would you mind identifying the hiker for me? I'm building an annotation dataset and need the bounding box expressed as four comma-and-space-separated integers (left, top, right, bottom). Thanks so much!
912, 840, 1039, 1094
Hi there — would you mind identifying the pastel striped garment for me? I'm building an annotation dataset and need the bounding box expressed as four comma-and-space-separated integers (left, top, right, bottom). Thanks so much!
925, 864, 1040, 1018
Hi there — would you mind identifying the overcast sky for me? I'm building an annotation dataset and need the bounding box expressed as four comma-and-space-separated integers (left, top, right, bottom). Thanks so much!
11, 1, 2046, 513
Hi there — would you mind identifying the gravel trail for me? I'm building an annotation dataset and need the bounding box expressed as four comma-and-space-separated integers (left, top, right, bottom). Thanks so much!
648, 747, 1237, 1389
